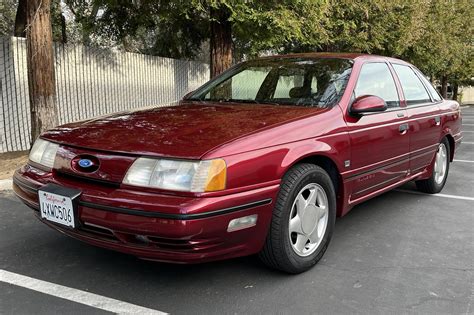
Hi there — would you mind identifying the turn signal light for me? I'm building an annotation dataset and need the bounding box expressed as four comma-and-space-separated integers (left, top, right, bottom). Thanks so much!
204, 159, 227, 192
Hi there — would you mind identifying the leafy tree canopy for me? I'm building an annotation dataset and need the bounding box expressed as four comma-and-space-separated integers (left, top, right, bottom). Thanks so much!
0, 0, 17, 36
404, 0, 473, 85
3, 0, 473, 90
63, 0, 329, 59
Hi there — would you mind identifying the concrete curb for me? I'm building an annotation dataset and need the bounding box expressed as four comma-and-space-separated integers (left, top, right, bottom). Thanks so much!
0, 179, 13, 191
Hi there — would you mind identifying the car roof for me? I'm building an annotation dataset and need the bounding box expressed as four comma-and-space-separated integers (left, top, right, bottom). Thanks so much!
258, 52, 411, 65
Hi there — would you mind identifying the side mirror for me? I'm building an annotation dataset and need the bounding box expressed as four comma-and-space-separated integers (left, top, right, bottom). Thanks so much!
182, 90, 195, 100
350, 95, 387, 115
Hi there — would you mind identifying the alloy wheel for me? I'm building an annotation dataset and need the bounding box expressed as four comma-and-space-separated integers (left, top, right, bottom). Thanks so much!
288, 183, 329, 257
434, 143, 448, 185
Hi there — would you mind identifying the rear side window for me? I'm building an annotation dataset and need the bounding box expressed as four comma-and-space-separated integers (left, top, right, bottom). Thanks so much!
393, 64, 432, 105
413, 69, 443, 102
354, 63, 400, 108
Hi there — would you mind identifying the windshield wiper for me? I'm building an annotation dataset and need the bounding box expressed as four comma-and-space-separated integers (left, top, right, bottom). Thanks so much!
186, 97, 204, 103
256, 100, 283, 106
190, 98, 282, 106
217, 99, 282, 106
227, 99, 260, 104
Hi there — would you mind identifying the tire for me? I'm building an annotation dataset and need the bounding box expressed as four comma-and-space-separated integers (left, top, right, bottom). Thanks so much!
259, 163, 336, 274
415, 137, 450, 194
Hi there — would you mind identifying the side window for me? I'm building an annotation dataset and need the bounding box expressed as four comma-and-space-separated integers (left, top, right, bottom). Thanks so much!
414, 69, 442, 102
354, 63, 400, 108
393, 64, 432, 105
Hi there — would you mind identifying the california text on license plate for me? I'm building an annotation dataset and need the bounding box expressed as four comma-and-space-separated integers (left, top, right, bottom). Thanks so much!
38, 184, 81, 228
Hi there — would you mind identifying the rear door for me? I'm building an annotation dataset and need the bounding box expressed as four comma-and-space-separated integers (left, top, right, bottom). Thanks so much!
391, 64, 442, 174
345, 62, 409, 201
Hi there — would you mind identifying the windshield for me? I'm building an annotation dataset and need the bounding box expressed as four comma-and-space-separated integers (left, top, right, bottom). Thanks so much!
189, 58, 353, 108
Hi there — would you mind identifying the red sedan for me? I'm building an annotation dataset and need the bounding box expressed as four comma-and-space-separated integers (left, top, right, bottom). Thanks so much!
13, 53, 462, 273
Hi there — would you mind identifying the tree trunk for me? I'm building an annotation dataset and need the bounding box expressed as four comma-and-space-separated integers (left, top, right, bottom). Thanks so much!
210, 6, 232, 78
60, 13, 67, 43
14, 0, 27, 37
452, 84, 459, 101
26, 0, 58, 143
441, 75, 448, 99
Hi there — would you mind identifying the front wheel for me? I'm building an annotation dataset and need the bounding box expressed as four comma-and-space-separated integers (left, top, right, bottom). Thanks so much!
258, 163, 336, 274
416, 138, 450, 194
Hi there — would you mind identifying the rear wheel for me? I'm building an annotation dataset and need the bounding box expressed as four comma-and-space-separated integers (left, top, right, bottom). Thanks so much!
259, 163, 336, 274
415, 138, 450, 194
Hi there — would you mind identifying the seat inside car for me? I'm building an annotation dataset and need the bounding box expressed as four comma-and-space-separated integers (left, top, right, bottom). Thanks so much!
289, 86, 311, 99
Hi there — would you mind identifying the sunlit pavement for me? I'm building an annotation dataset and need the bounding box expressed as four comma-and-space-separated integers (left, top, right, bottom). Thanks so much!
1, 106, 473, 314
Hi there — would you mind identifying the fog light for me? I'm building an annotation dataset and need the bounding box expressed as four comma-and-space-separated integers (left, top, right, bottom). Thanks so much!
227, 214, 258, 232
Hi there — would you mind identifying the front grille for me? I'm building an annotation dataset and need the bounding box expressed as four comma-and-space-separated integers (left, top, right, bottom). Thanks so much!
55, 171, 120, 188
145, 236, 223, 251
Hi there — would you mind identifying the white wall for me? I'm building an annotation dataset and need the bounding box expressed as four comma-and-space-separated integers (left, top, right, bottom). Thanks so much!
460, 86, 474, 105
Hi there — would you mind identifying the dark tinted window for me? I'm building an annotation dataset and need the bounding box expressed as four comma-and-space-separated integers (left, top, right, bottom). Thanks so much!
190, 58, 353, 108
354, 63, 399, 108
393, 64, 432, 105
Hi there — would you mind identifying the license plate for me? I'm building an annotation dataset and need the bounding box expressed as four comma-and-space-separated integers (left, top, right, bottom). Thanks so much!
38, 184, 81, 228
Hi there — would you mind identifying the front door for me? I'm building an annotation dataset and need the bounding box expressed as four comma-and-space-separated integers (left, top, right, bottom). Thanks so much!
345, 62, 410, 202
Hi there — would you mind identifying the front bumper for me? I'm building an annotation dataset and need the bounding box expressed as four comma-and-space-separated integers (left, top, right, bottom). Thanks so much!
13, 165, 279, 263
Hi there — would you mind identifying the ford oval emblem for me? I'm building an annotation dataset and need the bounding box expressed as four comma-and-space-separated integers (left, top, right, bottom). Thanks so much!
78, 159, 93, 168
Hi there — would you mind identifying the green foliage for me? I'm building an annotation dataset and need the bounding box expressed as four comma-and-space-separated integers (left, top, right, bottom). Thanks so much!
63, 0, 329, 59
216, 0, 329, 56
403, 0, 473, 85
0, 0, 17, 36
322, 0, 429, 56
64, 0, 208, 58
6, 0, 472, 87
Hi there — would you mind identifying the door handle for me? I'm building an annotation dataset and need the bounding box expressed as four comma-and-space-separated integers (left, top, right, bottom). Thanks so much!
399, 123, 409, 135
435, 116, 441, 126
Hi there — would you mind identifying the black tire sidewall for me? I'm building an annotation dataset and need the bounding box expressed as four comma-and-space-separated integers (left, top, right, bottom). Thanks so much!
279, 165, 336, 272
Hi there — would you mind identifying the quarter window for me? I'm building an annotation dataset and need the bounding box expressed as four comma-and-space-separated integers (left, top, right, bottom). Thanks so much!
354, 63, 400, 108
393, 64, 432, 105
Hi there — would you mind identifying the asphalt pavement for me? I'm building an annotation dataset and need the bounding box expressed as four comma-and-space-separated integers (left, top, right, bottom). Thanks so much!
1, 106, 473, 314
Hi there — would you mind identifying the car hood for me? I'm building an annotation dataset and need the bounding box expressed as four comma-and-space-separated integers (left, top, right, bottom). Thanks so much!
42, 102, 324, 158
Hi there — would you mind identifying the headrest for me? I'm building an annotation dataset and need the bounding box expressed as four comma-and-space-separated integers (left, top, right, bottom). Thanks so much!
289, 86, 311, 98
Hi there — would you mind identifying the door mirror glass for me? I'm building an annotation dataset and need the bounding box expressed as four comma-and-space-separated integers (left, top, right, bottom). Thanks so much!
351, 95, 387, 114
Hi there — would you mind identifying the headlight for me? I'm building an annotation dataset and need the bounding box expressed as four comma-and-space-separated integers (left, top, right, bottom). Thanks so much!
123, 158, 226, 192
29, 138, 59, 168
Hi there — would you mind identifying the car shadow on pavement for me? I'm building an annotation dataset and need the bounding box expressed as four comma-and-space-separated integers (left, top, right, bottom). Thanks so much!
1, 186, 413, 281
